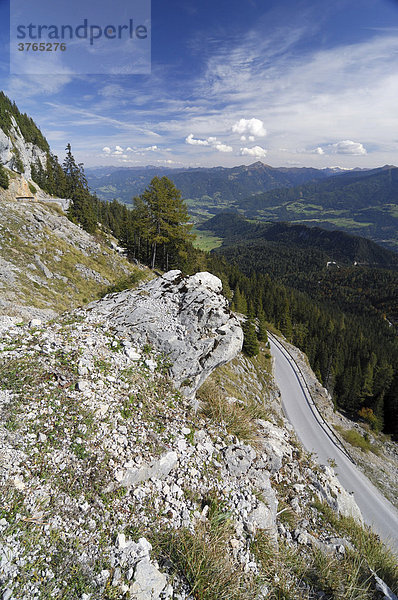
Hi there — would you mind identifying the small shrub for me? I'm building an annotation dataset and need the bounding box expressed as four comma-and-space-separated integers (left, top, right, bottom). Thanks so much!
0, 164, 9, 189
28, 182, 37, 195
102, 271, 146, 296
357, 407, 382, 432
334, 426, 380, 454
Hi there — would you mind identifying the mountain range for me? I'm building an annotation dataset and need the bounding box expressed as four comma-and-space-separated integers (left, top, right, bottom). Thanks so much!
86, 162, 398, 251
85, 162, 349, 205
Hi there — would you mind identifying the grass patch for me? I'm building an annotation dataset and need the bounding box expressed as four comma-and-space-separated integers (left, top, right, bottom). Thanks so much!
334, 426, 379, 455
251, 529, 389, 600
313, 500, 398, 593
101, 270, 147, 295
152, 512, 257, 600
192, 228, 223, 252
197, 379, 264, 448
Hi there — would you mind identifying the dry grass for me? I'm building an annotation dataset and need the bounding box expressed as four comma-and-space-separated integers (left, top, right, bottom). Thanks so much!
153, 514, 258, 600
251, 530, 381, 600
334, 426, 380, 455
313, 500, 398, 593
197, 379, 265, 448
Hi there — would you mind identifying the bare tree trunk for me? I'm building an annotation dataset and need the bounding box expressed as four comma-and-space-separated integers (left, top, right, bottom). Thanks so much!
151, 243, 157, 269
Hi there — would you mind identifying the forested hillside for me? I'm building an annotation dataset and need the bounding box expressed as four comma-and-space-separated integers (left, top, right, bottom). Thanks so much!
202, 213, 398, 268
86, 162, 338, 205
235, 166, 398, 250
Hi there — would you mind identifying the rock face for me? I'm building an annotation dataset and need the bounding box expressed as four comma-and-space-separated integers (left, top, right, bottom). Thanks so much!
86, 270, 243, 398
310, 465, 363, 523
0, 116, 47, 180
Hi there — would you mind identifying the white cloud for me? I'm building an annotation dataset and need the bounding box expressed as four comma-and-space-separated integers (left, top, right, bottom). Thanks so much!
232, 118, 267, 138
240, 145, 268, 158
144, 145, 158, 151
214, 143, 233, 153
330, 140, 367, 155
115, 145, 124, 152
185, 134, 210, 146
185, 134, 232, 152
102, 146, 111, 154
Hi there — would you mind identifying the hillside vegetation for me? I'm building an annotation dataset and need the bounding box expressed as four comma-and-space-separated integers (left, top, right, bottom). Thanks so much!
0, 186, 146, 320
85, 162, 338, 206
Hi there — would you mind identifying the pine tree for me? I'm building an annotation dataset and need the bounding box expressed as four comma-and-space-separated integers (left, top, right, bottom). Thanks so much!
257, 312, 268, 343
242, 318, 259, 357
232, 286, 248, 313
134, 176, 193, 270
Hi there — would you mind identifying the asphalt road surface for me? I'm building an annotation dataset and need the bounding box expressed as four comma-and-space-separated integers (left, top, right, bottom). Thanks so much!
269, 334, 398, 552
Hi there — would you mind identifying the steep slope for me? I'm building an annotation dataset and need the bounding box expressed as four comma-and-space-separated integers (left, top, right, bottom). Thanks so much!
1, 274, 397, 599
0, 92, 48, 180
0, 182, 146, 321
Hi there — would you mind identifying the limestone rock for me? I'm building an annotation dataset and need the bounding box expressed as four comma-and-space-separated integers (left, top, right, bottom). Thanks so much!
113, 451, 178, 490
0, 116, 47, 180
310, 465, 363, 523
225, 444, 256, 477
86, 270, 243, 398
130, 559, 167, 600
247, 501, 275, 533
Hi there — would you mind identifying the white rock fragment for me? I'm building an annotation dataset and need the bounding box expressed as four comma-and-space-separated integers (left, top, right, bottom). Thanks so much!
13, 476, 25, 491
29, 318, 42, 328
125, 348, 141, 360
113, 451, 178, 490
130, 558, 167, 600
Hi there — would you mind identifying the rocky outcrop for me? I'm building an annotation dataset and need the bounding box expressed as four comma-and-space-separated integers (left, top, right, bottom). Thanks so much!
0, 116, 47, 180
86, 270, 244, 399
309, 465, 363, 522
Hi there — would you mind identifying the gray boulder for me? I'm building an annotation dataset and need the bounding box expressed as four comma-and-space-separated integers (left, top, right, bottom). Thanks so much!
86, 270, 243, 398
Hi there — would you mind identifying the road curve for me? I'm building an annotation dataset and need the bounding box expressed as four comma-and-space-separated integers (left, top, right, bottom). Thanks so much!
269, 334, 398, 552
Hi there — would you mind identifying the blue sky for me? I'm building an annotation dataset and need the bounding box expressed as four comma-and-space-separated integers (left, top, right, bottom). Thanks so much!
1, 0, 398, 169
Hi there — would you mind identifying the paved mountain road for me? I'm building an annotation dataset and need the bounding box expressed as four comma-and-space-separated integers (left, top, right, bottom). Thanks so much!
269, 334, 398, 552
